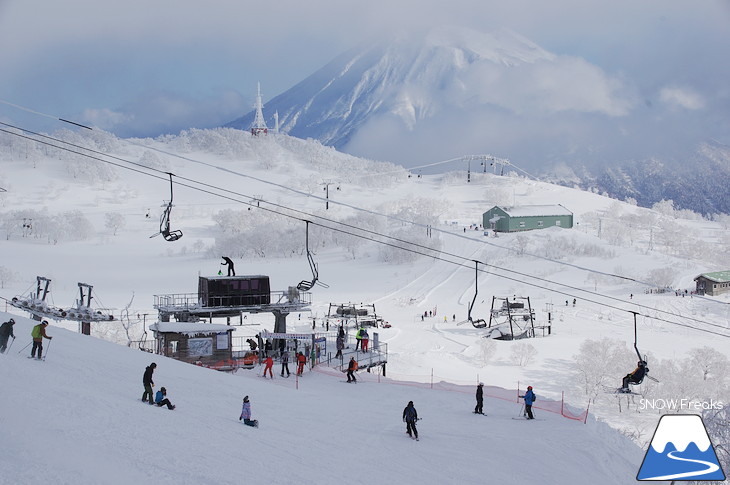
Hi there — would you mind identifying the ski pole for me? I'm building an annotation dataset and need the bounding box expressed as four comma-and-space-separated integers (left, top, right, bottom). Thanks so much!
17, 341, 31, 354
42, 338, 52, 360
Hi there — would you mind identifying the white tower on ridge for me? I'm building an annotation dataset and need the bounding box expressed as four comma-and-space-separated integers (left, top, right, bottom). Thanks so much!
250, 82, 268, 136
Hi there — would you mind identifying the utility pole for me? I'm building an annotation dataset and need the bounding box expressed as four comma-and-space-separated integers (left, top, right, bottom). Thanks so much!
321, 181, 336, 210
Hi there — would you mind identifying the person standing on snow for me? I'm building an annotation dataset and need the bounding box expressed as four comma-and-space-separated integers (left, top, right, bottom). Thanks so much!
221, 256, 235, 276
0, 318, 16, 353
361, 328, 369, 352
355, 327, 364, 351
519, 386, 536, 419
262, 354, 274, 379
346, 357, 358, 383
474, 382, 484, 414
239, 396, 258, 427
296, 351, 307, 376
280, 349, 290, 377
155, 387, 176, 410
402, 401, 419, 439
30, 320, 52, 360
335, 333, 344, 359
142, 362, 157, 404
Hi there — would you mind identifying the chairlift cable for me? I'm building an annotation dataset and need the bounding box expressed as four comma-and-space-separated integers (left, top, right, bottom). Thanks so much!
0, 119, 727, 337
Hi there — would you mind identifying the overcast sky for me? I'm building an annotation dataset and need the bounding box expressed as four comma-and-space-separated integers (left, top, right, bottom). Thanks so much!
1, 0, 728, 154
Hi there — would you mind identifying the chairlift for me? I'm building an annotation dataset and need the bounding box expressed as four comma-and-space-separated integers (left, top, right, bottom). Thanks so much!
468, 260, 487, 328
296, 220, 329, 291
622, 311, 656, 389
151, 173, 183, 242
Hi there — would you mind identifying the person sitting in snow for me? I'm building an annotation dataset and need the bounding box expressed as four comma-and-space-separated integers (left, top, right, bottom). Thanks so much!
621, 361, 647, 392
155, 387, 176, 410
239, 395, 258, 427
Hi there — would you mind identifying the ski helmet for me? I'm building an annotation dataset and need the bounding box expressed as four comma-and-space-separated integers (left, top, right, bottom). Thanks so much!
478, 382, 484, 386
527, 386, 533, 390
8, 318, 14, 324
41, 320, 49, 326
161, 387, 166, 392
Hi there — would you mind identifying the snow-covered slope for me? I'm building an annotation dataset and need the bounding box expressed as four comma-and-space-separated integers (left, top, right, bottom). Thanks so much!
1, 126, 727, 484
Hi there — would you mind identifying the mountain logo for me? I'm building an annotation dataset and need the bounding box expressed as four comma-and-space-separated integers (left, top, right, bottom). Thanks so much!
637, 414, 725, 481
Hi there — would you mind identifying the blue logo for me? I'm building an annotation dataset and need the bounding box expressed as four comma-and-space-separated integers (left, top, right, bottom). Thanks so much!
637, 414, 725, 481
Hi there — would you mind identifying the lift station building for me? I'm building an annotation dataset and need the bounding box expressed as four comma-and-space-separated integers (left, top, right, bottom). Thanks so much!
483, 205, 573, 233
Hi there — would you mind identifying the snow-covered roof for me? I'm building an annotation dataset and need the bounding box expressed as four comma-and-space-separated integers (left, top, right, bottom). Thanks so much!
149, 322, 234, 336
500, 205, 572, 217
696, 270, 730, 283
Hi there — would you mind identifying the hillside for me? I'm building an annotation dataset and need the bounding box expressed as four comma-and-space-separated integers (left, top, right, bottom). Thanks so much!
1, 126, 728, 483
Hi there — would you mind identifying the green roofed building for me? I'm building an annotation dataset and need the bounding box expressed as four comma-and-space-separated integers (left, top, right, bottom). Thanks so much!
482, 205, 573, 233
694, 271, 730, 296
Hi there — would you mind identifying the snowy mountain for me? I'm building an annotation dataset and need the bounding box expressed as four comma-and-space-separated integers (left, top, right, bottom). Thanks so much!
1, 126, 728, 483
226, 25, 554, 149
225, 25, 730, 216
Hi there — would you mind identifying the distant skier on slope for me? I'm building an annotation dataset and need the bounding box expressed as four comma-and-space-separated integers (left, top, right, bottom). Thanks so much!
30, 321, 52, 360
519, 386, 536, 419
403, 401, 419, 439
346, 357, 358, 383
474, 382, 484, 414
0, 318, 15, 353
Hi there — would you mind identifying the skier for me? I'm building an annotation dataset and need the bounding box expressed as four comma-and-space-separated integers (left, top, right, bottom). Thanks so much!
262, 355, 274, 379
0, 318, 15, 353
239, 395, 258, 427
142, 362, 157, 404
474, 382, 484, 414
155, 387, 176, 410
361, 328, 369, 352
221, 256, 235, 276
355, 327, 364, 351
346, 357, 358, 383
280, 349, 290, 377
519, 386, 536, 419
620, 361, 647, 392
296, 351, 306, 376
30, 320, 52, 360
402, 401, 419, 439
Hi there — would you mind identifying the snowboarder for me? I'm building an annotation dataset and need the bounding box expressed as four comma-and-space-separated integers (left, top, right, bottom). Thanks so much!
30, 320, 52, 360
239, 395, 258, 427
296, 351, 306, 376
221, 256, 235, 276
0, 318, 15, 353
142, 362, 157, 404
519, 386, 536, 419
474, 382, 484, 414
621, 361, 647, 392
262, 355, 274, 379
402, 401, 418, 439
346, 357, 358, 383
280, 349, 290, 377
155, 387, 176, 410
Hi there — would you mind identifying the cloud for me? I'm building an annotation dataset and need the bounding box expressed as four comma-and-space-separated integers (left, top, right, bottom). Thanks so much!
80, 89, 247, 138
659, 86, 706, 110
463, 56, 636, 117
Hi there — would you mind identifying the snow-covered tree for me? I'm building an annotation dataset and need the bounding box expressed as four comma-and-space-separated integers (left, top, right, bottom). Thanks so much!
105, 212, 126, 236
510, 342, 537, 367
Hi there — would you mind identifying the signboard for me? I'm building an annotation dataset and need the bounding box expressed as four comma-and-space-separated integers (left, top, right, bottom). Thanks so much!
188, 338, 213, 357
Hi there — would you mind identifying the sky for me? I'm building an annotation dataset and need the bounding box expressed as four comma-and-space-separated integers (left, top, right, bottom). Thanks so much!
1, 1, 729, 157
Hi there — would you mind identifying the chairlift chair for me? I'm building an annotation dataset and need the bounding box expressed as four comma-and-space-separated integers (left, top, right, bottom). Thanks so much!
151, 173, 183, 242
468, 260, 487, 328
296, 221, 329, 291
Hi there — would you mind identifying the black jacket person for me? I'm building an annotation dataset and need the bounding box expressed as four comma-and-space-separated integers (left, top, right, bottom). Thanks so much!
142, 363, 157, 404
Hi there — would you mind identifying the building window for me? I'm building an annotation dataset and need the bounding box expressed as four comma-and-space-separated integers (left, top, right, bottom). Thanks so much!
537, 221, 544, 227
555, 220, 562, 226
519, 221, 526, 228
